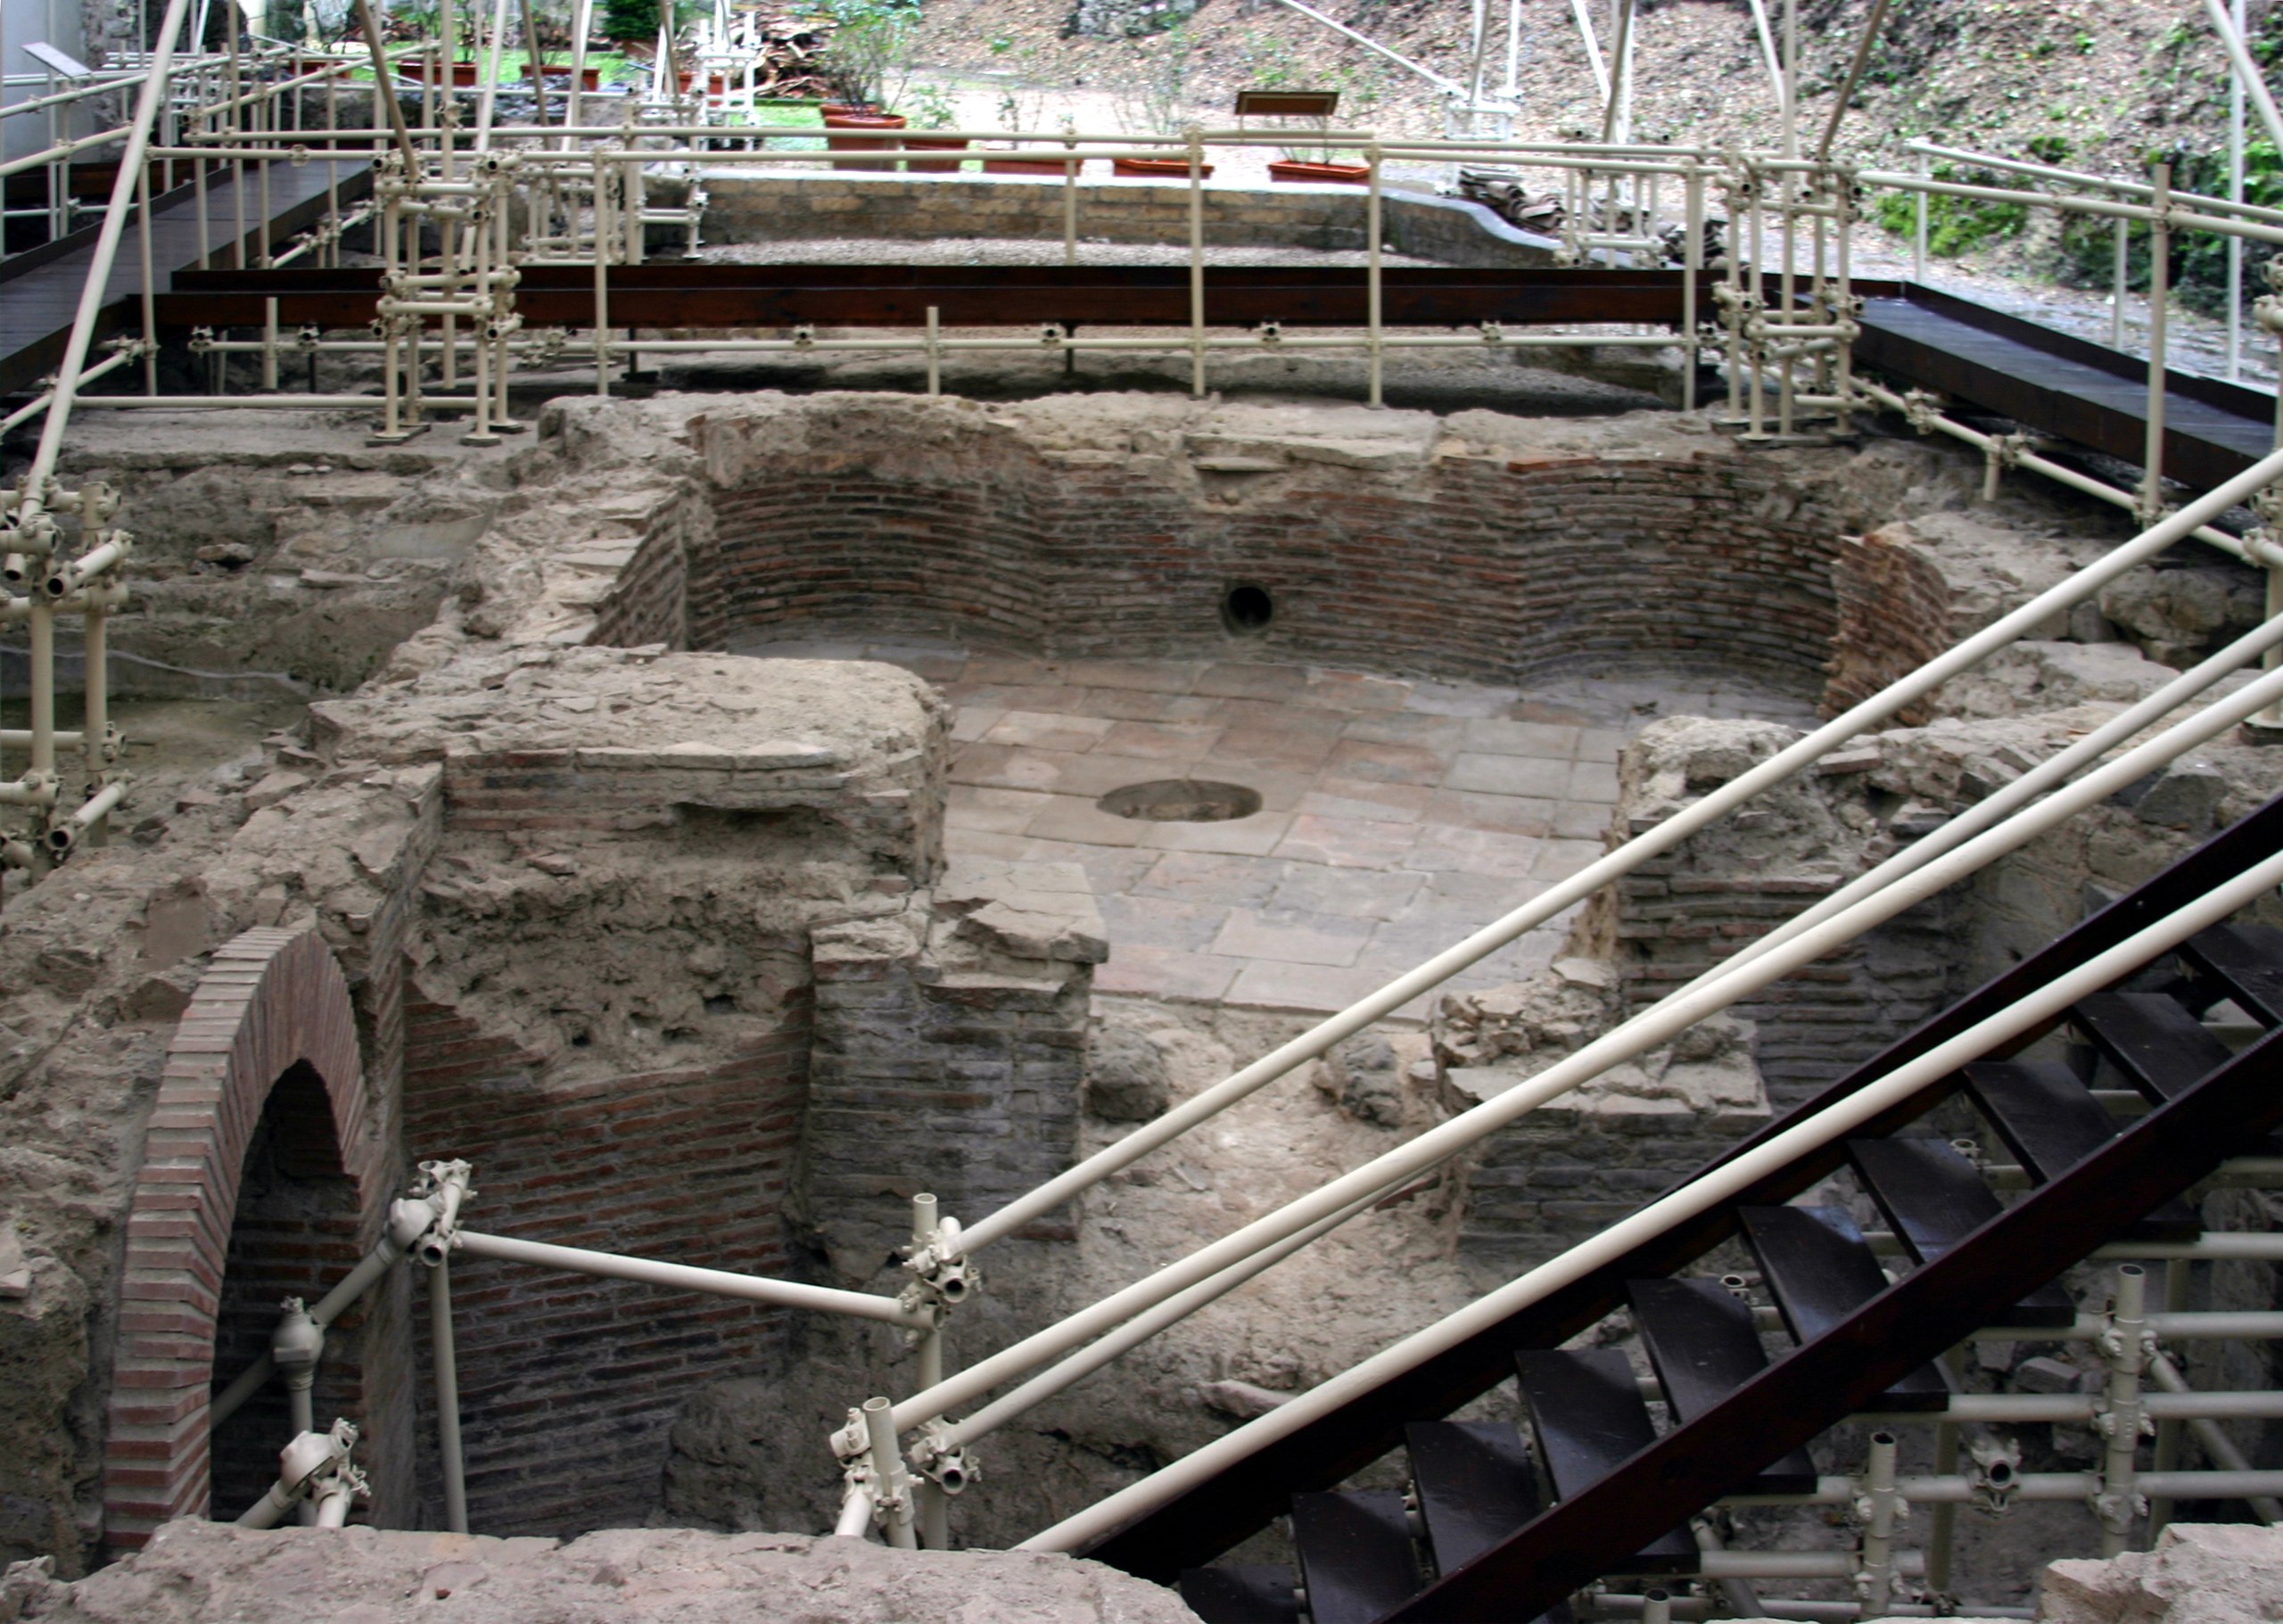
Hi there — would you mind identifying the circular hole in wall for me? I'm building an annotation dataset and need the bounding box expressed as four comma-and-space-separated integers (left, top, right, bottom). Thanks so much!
1221, 583, 1274, 635
1097, 779, 1265, 824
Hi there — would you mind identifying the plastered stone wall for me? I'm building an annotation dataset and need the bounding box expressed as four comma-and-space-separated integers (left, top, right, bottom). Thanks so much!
700, 171, 1559, 266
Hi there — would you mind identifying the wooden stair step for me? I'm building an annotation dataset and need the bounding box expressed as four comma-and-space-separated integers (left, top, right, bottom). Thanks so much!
2073, 991, 2233, 1101
1846, 1138, 2079, 1326
1516, 1349, 1697, 1570
1736, 1205, 1951, 1410
2179, 922, 2283, 1026
1628, 1278, 1818, 1492
1405, 1420, 1544, 1578
1178, 1564, 1302, 1624
1290, 1490, 1421, 1624
1964, 1060, 2201, 1241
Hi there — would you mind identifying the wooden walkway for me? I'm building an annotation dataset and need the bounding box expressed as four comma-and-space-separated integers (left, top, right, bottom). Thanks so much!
0, 157, 371, 395
1851, 282, 2278, 491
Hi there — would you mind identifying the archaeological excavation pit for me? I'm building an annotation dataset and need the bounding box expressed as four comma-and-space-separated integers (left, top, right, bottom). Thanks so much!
9, 380, 2283, 1624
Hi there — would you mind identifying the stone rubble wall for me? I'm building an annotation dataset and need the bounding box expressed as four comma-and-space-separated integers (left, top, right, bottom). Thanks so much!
1, 1520, 1203, 1624
700, 170, 1560, 267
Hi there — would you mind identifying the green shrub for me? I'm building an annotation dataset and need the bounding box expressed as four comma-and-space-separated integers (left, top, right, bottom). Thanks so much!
1873, 161, 2030, 256
2052, 141, 2283, 317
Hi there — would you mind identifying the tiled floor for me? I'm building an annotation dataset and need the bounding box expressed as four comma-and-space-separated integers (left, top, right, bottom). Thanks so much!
727, 631, 1819, 1018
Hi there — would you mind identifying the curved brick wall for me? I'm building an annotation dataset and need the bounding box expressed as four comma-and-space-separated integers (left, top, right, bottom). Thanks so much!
694, 440, 1846, 690
103, 927, 383, 1552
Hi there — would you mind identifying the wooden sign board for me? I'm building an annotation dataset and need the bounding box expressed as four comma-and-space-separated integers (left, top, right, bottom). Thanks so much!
1233, 89, 1339, 118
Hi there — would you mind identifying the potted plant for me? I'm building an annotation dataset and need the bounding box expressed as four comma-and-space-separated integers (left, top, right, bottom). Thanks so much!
816, 0, 918, 168
899, 82, 968, 172
1110, 28, 1209, 178
980, 40, 1082, 175
1265, 63, 1378, 184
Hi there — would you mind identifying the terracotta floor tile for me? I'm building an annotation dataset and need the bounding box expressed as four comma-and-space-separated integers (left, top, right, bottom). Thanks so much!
1406, 825, 1547, 878
1069, 688, 1225, 724
1009, 841, 1155, 896
1423, 789, 1557, 837
1212, 724, 1340, 771
1533, 837, 1611, 881
1100, 893, 1233, 952
1403, 680, 1522, 718
1552, 801, 1614, 841
1207, 697, 1352, 737
943, 828, 1034, 861
1186, 762, 1318, 812
960, 653, 1061, 685
1270, 865, 1424, 920
1445, 753, 1573, 797
1094, 721, 1226, 762
1059, 658, 1205, 694
1140, 811, 1295, 857
984, 710, 1119, 751
1133, 851, 1282, 907
1026, 795, 1149, 847
1462, 717, 1582, 759
1211, 908, 1375, 967
1194, 662, 1312, 701
1568, 762, 1622, 803
1298, 778, 1435, 824
1272, 812, 1420, 870
947, 784, 1058, 834
1341, 712, 1468, 749
942, 681, 1092, 714
1323, 738, 1451, 787
1303, 670, 1413, 713
1224, 959, 1397, 1014
948, 705, 1005, 744
1093, 944, 1241, 1002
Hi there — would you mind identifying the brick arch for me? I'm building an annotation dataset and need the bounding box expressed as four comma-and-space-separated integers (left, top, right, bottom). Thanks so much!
103, 926, 378, 1552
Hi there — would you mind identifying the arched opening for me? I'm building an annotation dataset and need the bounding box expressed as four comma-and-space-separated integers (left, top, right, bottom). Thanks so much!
205, 1059, 367, 1520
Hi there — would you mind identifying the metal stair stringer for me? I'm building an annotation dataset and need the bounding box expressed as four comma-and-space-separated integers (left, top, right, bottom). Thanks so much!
1380, 1019, 2283, 1623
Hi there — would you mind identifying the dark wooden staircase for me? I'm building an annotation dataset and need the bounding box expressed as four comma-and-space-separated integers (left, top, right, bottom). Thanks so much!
1083, 796, 2283, 1624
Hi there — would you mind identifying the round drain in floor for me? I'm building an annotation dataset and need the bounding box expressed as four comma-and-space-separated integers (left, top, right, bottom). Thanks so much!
1097, 779, 1264, 823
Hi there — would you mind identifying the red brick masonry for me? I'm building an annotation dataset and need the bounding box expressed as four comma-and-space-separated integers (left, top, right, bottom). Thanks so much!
103, 927, 375, 1551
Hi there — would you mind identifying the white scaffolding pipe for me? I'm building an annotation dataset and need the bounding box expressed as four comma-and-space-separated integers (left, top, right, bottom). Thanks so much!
1021, 844, 2283, 1551
453, 1230, 935, 1327
2202, 0, 2283, 154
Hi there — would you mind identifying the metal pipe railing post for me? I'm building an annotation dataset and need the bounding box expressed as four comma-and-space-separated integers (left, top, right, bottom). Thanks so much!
432, 1254, 468, 1533
2097, 1265, 2153, 1556
1187, 126, 1205, 398
2140, 163, 2172, 525
1683, 164, 1702, 412
863, 1397, 918, 1548
1367, 147, 1383, 408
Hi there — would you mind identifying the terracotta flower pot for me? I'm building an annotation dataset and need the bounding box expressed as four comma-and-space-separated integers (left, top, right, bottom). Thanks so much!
523, 63, 602, 89
820, 101, 878, 119
1113, 155, 1211, 179
1268, 159, 1370, 185
823, 111, 906, 171
407, 60, 482, 85
983, 154, 1082, 176
903, 135, 970, 174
